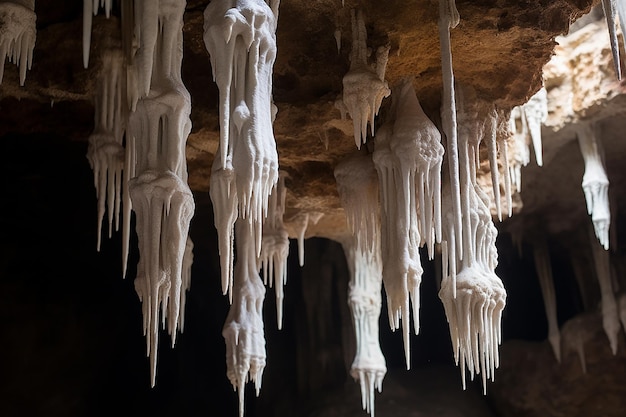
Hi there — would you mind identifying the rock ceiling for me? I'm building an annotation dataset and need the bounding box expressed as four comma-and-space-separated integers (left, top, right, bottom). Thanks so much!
0, 0, 604, 242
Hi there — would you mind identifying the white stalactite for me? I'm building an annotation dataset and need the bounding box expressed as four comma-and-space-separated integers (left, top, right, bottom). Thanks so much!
601, 0, 621, 80
259, 172, 289, 329
82, 0, 113, 69
523, 87, 547, 167
438, 86, 506, 394
123, 0, 196, 387
223, 219, 267, 417
372, 78, 444, 369
508, 87, 547, 171
335, 151, 386, 417
86, 48, 126, 255
290, 211, 324, 267
340, 8, 390, 150
588, 225, 620, 355
438, 0, 463, 260
533, 238, 561, 362
204, 0, 281, 299
0, 0, 36, 86
508, 106, 530, 193
577, 122, 611, 250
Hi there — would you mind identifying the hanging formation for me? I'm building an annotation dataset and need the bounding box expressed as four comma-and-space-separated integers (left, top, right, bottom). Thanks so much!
83, 0, 196, 387
72, 1, 626, 416
0, 0, 36, 86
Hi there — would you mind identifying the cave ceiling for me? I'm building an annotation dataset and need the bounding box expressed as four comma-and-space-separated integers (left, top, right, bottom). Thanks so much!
0, 0, 607, 243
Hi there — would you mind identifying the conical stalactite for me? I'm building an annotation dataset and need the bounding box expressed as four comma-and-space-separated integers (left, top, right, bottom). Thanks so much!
337, 8, 390, 150
577, 122, 611, 250
124, 0, 196, 387
203, 0, 281, 300
258, 172, 289, 329
223, 218, 267, 417
523, 86, 548, 167
438, 86, 506, 394
288, 210, 323, 268
532, 237, 561, 362
496, 109, 515, 218
86, 47, 127, 256
82, 0, 113, 69
335, 151, 386, 417
588, 223, 620, 355
509, 86, 547, 169
372, 78, 444, 369
438, 0, 463, 261
561, 312, 598, 374
0, 0, 36, 86
601, 0, 621, 80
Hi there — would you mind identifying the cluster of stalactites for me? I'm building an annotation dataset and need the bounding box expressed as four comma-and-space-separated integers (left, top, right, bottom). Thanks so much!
204, 0, 280, 302
509, 86, 547, 180
336, 8, 390, 150
577, 122, 611, 251
372, 78, 444, 369
204, 2, 281, 415
258, 172, 289, 329
83, 0, 196, 387
86, 47, 128, 263
0, 0, 36, 86
127, 0, 195, 387
437, 84, 506, 395
335, 151, 386, 417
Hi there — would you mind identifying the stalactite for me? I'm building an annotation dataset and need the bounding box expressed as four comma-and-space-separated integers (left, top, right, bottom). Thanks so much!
372, 78, 444, 369
438, 85, 506, 394
0, 0, 36, 86
561, 313, 596, 374
204, 0, 281, 302
577, 122, 611, 250
523, 86, 548, 167
335, 151, 386, 417
339, 8, 390, 150
497, 111, 514, 217
509, 87, 547, 169
259, 172, 289, 329
224, 219, 267, 417
588, 224, 620, 355
289, 211, 324, 267
438, 0, 463, 260
533, 238, 561, 362
618, 292, 626, 335
86, 47, 126, 255
601, 0, 621, 80
124, 0, 196, 387
82, 0, 113, 69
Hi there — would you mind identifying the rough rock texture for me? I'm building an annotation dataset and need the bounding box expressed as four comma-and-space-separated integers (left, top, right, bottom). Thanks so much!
0, 0, 597, 242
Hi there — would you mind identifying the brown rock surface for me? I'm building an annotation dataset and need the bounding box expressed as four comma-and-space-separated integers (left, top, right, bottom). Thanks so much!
0, 0, 597, 241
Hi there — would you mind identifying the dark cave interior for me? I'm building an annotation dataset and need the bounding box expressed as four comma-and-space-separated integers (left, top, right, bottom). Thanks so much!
0, 131, 588, 417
